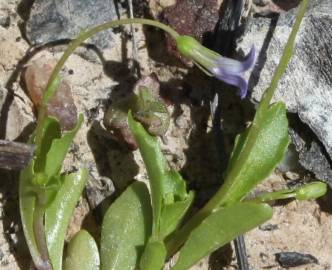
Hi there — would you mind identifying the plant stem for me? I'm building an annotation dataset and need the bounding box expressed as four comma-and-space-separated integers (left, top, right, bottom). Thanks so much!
258, 0, 309, 112
33, 202, 52, 270
43, 18, 178, 105
166, 0, 309, 255
34, 18, 178, 154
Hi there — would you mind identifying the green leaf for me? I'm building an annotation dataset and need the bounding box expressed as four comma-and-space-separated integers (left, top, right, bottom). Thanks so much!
172, 202, 273, 270
139, 241, 167, 270
128, 112, 166, 237
45, 168, 88, 270
217, 102, 289, 206
33, 114, 83, 185
128, 113, 192, 239
100, 181, 152, 270
33, 117, 61, 174
19, 161, 44, 268
44, 114, 83, 180
159, 191, 194, 238
64, 230, 100, 270
163, 171, 188, 203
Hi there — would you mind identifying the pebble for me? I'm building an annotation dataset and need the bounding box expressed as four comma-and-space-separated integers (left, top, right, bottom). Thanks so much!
259, 223, 279, 231
284, 171, 300, 181
0, 15, 10, 28
275, 252, 318, 268
25, 54, 78, 130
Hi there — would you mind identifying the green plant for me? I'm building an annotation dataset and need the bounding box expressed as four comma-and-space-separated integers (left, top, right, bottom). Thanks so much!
19, 0, 327, 269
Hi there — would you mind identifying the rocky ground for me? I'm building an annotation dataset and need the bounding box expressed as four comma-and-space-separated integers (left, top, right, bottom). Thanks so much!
0, 0, 332, 269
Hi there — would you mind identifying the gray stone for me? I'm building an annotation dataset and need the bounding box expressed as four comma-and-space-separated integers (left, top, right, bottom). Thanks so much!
0, 15, 10, 28
290, 128, 332, 185
26, 0, 118, 49
275, 252, 318, 268
237, 0, 332, 177
259, 223, 279, 231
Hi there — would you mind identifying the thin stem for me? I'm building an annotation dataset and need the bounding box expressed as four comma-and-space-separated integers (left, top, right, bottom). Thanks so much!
43, 18, 178, 105
248, 191, 296, 203
166, 0, 309, 255
258, 0, 309, 112
35, 18, 178, 150
33, 202, 52, 270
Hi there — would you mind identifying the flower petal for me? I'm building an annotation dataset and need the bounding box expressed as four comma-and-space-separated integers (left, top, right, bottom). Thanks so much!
214, 72, 248, 99
216, 46, 256, 74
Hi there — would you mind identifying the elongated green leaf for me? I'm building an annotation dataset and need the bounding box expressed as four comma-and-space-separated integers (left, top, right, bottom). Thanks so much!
19, 161, 44, 268
139, 240, 167, 270
45, 168, 88, 270
172, 202, 273, 270
64, 230, 100, 270
33, 114, 83, 185
160, 191, 194, 238
33, 117, 61, 174
218, 102, 289, 206
100, 181, 152, 270
128, 112, 167, 236
128, 112, 192, 239
44, 114, 83, 179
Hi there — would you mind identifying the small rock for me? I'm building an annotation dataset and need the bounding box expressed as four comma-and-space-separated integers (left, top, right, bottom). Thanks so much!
0, 15, 10, 28
259, 252, 269, 263
25, 53, 78, 130
162, 0, 220, 57
26, 0, 118, 49
162, 0, 220, 40
148, 0, 176, 17
259, 223, 279, 231
275, 252, 318, 268
284, 171, 300, 181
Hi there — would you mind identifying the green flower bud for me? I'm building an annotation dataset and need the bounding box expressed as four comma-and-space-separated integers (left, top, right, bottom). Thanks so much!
295, 181, 327, 200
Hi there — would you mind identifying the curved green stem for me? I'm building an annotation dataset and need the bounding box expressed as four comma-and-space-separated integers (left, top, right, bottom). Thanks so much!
248, 190, 297, 203
258, 0, 309, 112
43, 18, 178, 105
34, 18, 178, 152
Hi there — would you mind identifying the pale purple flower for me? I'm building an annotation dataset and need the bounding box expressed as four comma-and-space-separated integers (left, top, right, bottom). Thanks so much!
212, 47, 256, 98
176, 35, 256, 98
